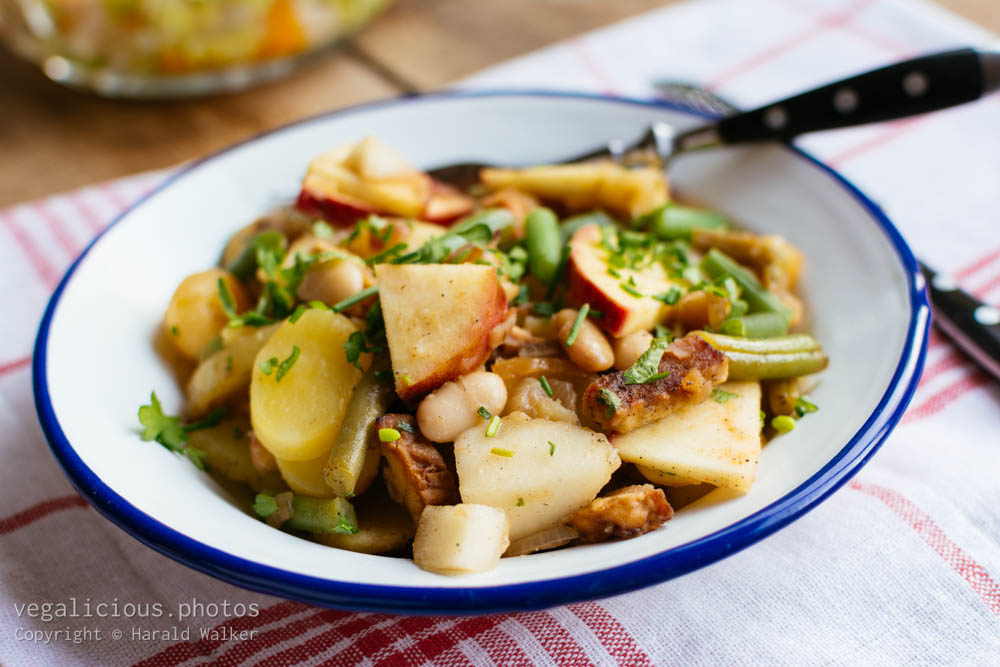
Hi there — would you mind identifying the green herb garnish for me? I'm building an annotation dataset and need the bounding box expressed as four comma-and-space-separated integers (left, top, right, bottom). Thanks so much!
623, 337, 672, 385
538, 376, 553, 397
378, 428, 401, 442
712, 388, 740, 404
260, 357, 278, 375
275, 346, 300, 382
486, 415, 502, 438
252, 493, 279, 518
332, 285, 378, 313
548, 441, 556, 456
795, 396, 819, 417
137, 392, 208, 469
596, 388, 622, 420
490, 446, 513, 457
565, 304, 590, 346
477, 406, 491, 420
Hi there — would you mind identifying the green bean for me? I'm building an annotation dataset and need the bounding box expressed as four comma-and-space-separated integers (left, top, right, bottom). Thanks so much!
640, 204, 728, 240
525, 207, 562, 285
695, 331, 821, 355
719, 312, 790, 338
724, 349, 828, 380
286, 496, 358, 534
559, 210, 616, 243
728, 299, 749, 319
700, 248, 791, 319
324, 365, 396, 497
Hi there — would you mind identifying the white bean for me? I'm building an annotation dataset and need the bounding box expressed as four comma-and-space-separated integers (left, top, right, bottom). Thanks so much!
613, 330, 654, 370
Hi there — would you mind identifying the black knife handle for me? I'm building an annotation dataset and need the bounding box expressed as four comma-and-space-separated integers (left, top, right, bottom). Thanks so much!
714, 48, 986, 143
921, 263, 1000, 383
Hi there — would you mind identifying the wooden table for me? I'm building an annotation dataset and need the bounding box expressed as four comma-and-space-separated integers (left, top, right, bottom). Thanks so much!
1, 0, 995, 207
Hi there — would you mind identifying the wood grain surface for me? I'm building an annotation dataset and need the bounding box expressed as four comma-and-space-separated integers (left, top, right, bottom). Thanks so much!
0, 0, 995, 207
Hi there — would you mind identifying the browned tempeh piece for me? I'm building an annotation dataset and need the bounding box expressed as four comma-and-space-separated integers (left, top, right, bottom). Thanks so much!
567, 484, 674, 542
582, 334, 728, 433
376, 414, 458, 524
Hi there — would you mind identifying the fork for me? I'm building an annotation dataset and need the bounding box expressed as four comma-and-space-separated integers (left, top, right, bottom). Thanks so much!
428, 47, 1000, 189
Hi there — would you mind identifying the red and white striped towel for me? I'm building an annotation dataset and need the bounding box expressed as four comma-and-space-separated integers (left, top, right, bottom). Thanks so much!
2, 0, 999, 664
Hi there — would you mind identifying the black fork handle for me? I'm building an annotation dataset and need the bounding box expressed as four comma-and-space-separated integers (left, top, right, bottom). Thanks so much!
678, 48, 999, 147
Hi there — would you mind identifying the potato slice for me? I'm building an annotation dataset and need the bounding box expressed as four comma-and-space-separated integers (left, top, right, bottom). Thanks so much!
454, 417, 620, 541
276, 454, 335, 498
413, 504, 509, 575
186, 323, 279, 415
250, 309, 364, 461
635, 465, 704, 488
164, 269, 248, 360
614, 381, 762, 492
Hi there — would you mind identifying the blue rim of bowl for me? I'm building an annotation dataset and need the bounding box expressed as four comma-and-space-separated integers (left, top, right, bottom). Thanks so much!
33, 90, 930, 615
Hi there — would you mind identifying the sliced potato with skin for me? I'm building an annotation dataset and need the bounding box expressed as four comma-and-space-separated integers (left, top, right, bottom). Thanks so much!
614, 381, 762, 492
413, 504, 510, 575
164, 269, 249, 361
454, 416, 620, 541
250, 309, 365, 461
186, 323, 280, 416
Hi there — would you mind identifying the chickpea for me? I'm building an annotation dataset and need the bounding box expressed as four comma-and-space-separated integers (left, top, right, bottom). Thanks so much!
613, 330, 654, 370
417, 371, 508, 443
296, 259, 365, 307
553, 308, 614, 372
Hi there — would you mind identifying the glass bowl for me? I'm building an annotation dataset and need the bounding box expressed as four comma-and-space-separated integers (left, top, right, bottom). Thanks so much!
0, 0, 392, 98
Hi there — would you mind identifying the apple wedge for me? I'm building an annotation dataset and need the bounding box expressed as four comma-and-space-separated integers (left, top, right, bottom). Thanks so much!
567, 224, 682, 337
480, 162, 668, 218
296, 140, 431, 224
375, 263, 509, 400
613, 381, 763, 493
424, 182, 475, 224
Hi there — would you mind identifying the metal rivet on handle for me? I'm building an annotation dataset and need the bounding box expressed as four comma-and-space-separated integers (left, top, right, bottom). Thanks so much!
764, 106, 788, 130
833, 87, 859, 113
974, 305, 1000, 326
903, 71, 929, 97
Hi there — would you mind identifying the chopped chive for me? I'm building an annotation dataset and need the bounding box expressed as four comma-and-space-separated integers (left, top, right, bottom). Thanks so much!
477, 406, 492, 419
538, 376, 553, 396
289, 304, 307, 323
565, 304, 590, 346
620, 282, 643, 298
607, 267, 621, 278
366, 243, 408, 265
655, 287, 682, 305
170, 325, 179, 337
332, 285, 378, 312
516, 497, 525, 506
771, 415, 796, 433
378, 428, 401, 442
548, 440, 556, 456
490, 446, 513, 457
275, 345, 300, 382
217, 277, 239, 320
485, 415, 502, 438
307, 300, 330, 311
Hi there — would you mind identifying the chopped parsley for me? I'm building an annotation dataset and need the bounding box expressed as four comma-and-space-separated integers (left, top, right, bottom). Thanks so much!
655, 287, 682, 305
517, 497, 525, 507
334, 515, 359, 535
623, 337, 672, 385
795, 396, 819, 417
538, 376, 553, 397
596, 388, 622, 420
477, 406, 492, 420
712, 388, 740, 404
490, 447, 513, 457
565, 304, 590, 346
275, 345, 300, 382
170, 325, 179, 337
366, 242, 408, 265
260, 357, 278, 375
137, 392, 208, 469
548, 441, 556, 456
217, 277, 239, 320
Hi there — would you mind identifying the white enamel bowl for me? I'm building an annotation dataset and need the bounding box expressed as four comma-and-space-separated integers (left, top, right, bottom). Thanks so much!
33, 92, 929, 614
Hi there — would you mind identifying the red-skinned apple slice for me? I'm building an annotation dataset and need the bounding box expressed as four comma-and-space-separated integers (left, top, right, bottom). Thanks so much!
376, 263, 509, 401
423, 182, 475, 224
567, 224, 681, 337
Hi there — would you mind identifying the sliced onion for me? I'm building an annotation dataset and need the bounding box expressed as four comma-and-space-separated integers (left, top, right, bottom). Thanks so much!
505, 525, 579, 557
